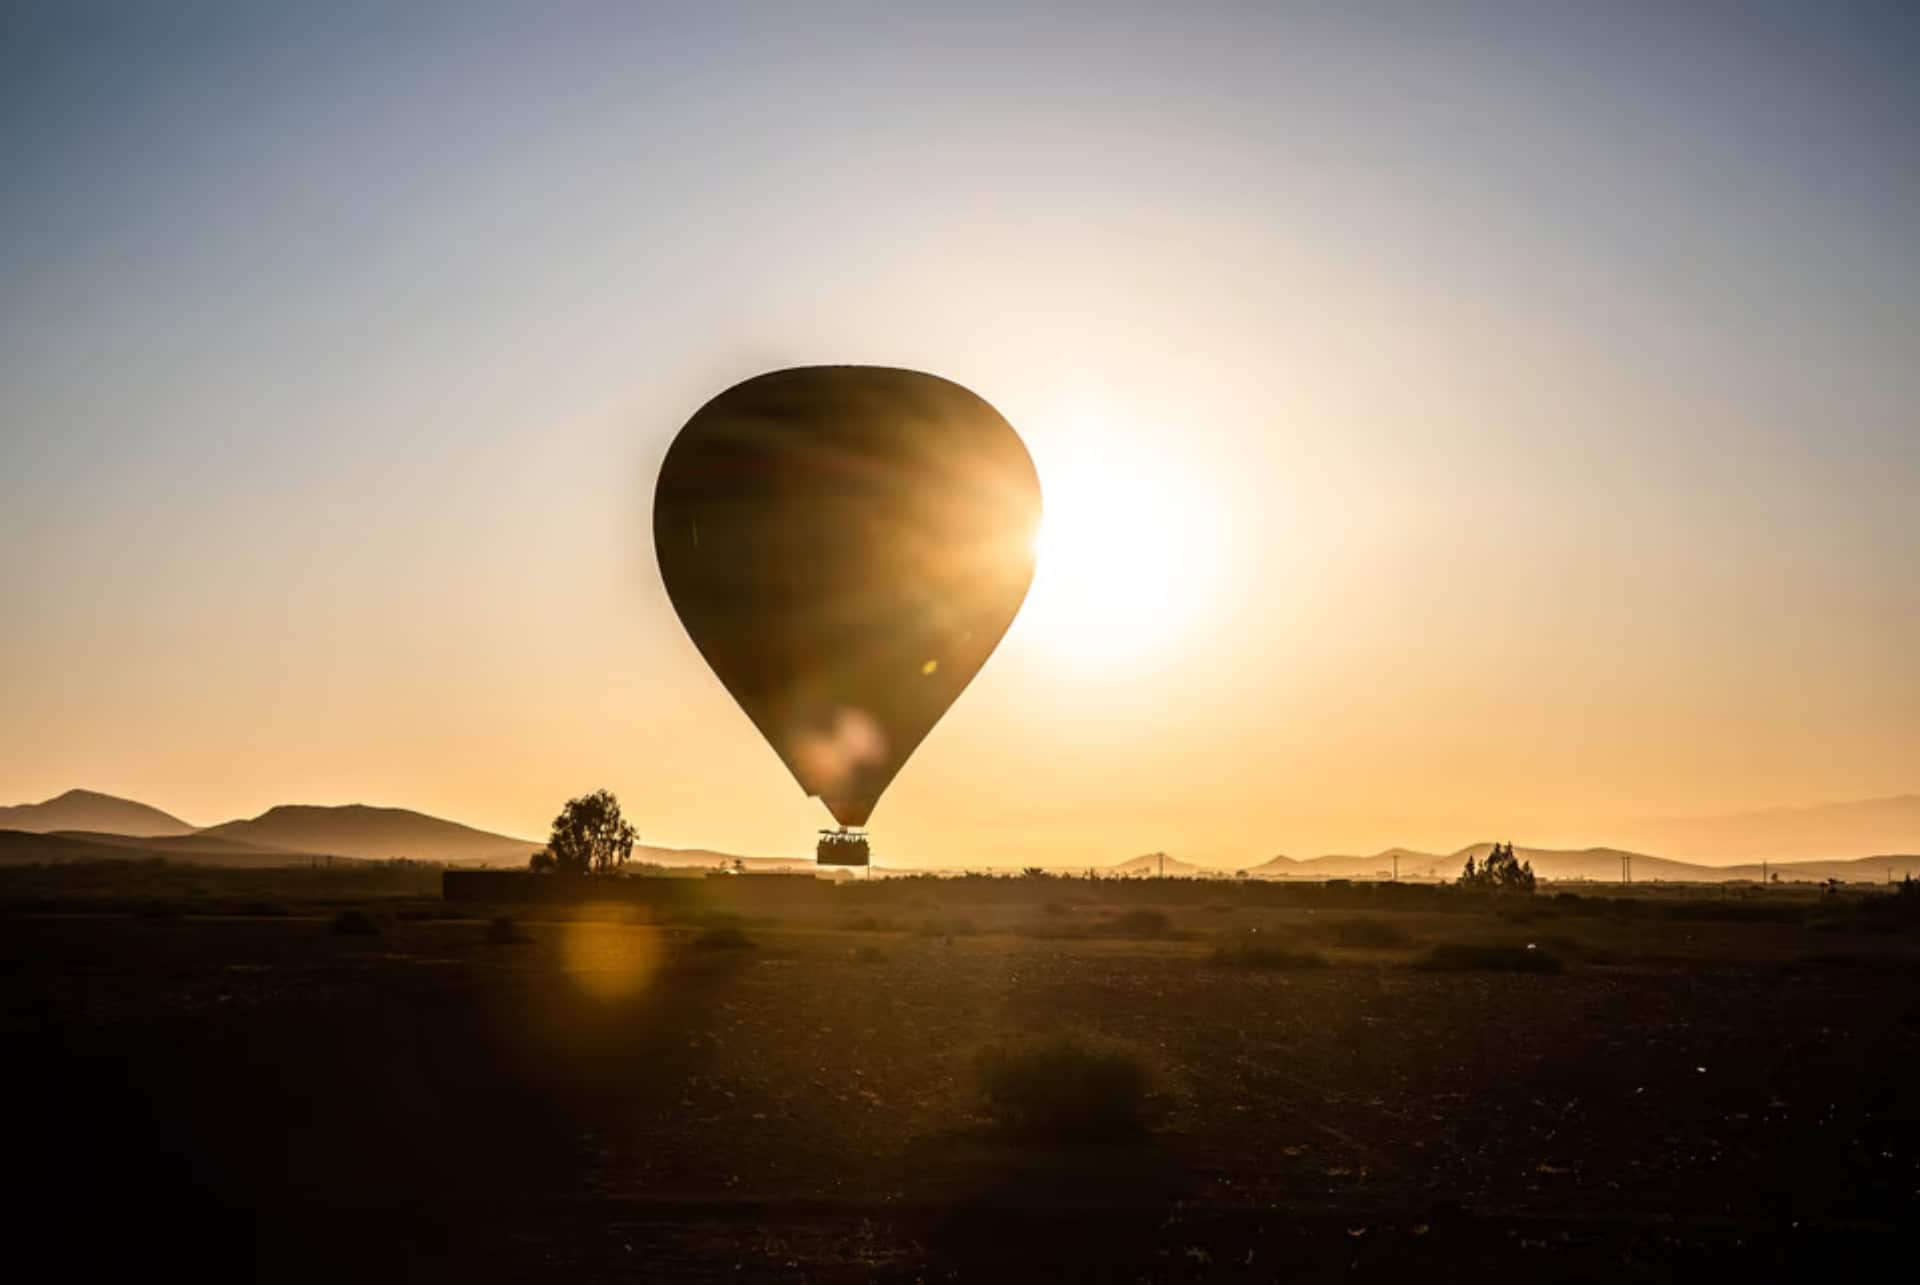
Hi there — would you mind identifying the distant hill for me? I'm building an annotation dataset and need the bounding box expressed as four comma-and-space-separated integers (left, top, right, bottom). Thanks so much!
1624, 794, 1920, 863
1241, 843, 1918, 885
1451, 843, 1917, 885
0, 829, 321, 868
1446, 844, 1656, 884
201, 804, 537, 864
1106, 852, 1217, 878
49, 829, 297, 858
1693, 854, 1918, 884
10, 785, 1915, 880
1244, 848, 1445, 880
0, 789, 195, 837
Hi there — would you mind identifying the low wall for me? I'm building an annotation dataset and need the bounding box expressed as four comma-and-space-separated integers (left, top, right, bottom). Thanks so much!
442, 868, 836, 913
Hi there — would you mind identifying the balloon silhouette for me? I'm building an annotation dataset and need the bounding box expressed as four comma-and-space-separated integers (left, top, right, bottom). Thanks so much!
654, 367, 1042, 829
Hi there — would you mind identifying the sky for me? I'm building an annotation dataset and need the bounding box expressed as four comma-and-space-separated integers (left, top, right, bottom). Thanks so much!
3, 2, 1916, 866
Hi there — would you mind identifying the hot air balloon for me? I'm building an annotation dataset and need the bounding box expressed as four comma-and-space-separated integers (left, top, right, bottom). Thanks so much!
653, 367, 1041, 865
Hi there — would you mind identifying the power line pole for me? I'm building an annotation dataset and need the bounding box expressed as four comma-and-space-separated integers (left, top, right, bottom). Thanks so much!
1392, 853, 1400, 882
1620, 852, 1631, 885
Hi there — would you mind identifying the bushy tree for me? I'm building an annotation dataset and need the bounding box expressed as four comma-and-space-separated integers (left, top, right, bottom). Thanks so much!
1459, 841, 1536, 894
532, 789, 636, 875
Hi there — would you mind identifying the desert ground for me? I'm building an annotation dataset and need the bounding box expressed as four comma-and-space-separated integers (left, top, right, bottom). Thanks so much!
9, 864, 1918, 1281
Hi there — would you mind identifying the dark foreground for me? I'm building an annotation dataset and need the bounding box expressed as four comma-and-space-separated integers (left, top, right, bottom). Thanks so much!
9, 871, 1918, 1281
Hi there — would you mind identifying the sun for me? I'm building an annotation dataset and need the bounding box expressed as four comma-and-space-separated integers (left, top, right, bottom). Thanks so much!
1019, 428, 1219, 667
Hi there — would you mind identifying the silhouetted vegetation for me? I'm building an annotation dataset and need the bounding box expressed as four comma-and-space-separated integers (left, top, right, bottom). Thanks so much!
484, 915, 524, 945
1313, 915, 1411, 948
1538, 934, 1623, 965
1102, 907, 1175, 938
1416, 941, 1562, 972
690, 924, 754, 950
1210, 939, 1329, 970
1794, 950, 1920, 975
915, 915, 978, 937
974, 1031, 1154, 1139
330, 908, 379, 936
1458, 841, 1536, 894
529, 788, 635, 875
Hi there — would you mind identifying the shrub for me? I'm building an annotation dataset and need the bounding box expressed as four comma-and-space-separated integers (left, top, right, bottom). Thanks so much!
1539, 934, 1621, 964
484, 915, 524, 945
974, 1031, 1154, 1139
1210, 941, 1328, 970
1416, 942, 1562, 973
330, 909, 380, 936
915, 916, 978, 938
691, 925, 755, 950
1316, 916, 1411, 949
1795, 951, 1920, 977
1105, 907, 1174, 938
1019, 913, 1090, 940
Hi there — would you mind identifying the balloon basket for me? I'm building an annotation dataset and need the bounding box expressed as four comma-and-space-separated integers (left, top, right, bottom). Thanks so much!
816, 827, 871, 870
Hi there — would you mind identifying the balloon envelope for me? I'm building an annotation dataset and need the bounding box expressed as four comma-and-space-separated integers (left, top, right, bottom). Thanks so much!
653, 367, 1041, 827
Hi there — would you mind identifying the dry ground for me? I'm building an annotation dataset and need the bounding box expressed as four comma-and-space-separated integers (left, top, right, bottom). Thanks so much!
7, 876, 1918, 1280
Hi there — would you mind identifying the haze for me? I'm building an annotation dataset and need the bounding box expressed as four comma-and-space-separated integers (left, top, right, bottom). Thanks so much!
4, 2, 1916, 866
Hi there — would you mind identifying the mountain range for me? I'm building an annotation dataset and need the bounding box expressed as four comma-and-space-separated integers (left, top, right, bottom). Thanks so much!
0, 789, 197, 837
0, 789, 537, 866
1236, 843, 1915, 885
0, 787, 1916, 880
1105, 852, 1214, 878
198, 804, 537, 863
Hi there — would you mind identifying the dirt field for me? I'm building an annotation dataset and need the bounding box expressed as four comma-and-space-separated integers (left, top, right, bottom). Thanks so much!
9, 870, 1918, 1281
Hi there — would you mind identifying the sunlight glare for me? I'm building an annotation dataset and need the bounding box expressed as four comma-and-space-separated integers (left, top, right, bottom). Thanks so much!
1022, 422, 1220, 668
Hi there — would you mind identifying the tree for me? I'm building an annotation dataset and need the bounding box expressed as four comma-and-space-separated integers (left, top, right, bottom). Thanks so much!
534, 789, 636, 875
1458, 841, 1535, 894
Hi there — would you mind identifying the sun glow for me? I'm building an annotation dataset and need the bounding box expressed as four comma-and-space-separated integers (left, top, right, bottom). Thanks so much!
1021, 426, 1220, 667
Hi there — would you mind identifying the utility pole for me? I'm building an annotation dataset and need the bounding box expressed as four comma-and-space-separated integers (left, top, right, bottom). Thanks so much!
1158, 851, 1165, 879
1621, 852, 1631, 885
1392, 853, 1400, 883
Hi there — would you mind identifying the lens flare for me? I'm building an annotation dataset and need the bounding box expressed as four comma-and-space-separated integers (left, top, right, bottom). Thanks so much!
560, 910, 664, 1002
